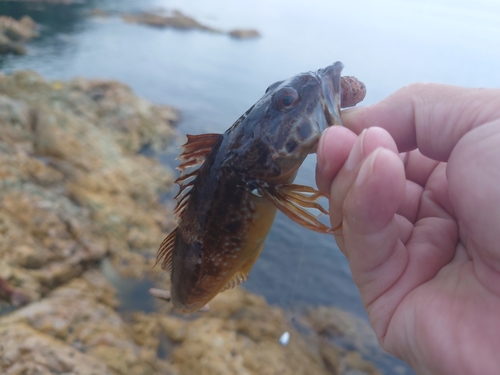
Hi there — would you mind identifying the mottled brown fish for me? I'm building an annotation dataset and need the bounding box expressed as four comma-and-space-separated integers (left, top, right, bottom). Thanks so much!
151, 62, 366, 313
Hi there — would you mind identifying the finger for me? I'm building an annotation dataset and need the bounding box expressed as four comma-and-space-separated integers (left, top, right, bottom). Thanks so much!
404, 150, 441, 187
341, 84, 500, 161
335, 213, 413, 257
341, 147, 459, 338
447, 120, 500, 290
341, 148, 406, 287
328, 127, 399, 229
316, 126, 357, 194
397, 179, 424, 224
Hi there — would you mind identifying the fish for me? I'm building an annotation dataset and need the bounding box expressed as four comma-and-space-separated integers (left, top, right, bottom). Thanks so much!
151, 61, 366, 313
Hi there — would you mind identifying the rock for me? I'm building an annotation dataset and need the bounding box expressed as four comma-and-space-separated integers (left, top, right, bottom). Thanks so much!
142, 287, 383, 375
0, 16, 38, 55
228, 29, 261, 39
122, 10, 221, 33
0, 71, 177, 304
91, 8, 113, 17
0, 33, 26, 55
0, 322, 113, 374
0, 16, 38, 41
0, 270, 176, 375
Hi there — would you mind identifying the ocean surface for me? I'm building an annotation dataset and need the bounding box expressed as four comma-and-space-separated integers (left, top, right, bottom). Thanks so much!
1, 0, 499, 373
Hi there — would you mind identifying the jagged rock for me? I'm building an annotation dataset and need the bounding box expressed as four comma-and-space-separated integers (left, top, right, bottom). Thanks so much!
0, 270, 177, 375
0, 71, 177, 305
0, 322, 113, 374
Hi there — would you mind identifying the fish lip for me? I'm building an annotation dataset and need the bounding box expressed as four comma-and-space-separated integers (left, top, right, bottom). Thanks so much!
318, 61, 344, 130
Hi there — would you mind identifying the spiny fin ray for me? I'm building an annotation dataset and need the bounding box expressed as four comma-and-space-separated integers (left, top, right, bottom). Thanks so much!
154, 133, 222, 271
173, 133, 222, 217
262, 184, 332, 234
154, 228, 177, 271
220, 271, 249, 292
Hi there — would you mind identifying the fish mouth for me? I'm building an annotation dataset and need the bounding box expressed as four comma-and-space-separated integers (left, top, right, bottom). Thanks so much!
318, 61, 344, 129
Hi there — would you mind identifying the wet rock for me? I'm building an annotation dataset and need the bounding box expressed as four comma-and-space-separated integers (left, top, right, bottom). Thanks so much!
0, 270, 177, 375
0, 322, 113, 374
122, 10, 221, 33
136, 287, 382, 375
0, 71, 177, 304
0, 16, 38, 55
91, 8, 113, 17
229, 29, 261, 39
0, 33, 26, 55
0, 16, 38, 41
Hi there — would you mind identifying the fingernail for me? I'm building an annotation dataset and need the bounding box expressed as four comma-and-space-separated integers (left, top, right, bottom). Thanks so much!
344, 129, 366, 171
354, 148, 379, 186
341, 105, 369, 124
316, 127, 331, 173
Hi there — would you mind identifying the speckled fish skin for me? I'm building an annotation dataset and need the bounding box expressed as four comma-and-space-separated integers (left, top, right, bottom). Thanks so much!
163, 62, 364, 313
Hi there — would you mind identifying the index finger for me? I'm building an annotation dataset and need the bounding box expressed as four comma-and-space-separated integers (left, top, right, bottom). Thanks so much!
341, 83, 500, 161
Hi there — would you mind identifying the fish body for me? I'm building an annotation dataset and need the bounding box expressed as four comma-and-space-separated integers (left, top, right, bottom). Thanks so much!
155, 62, 365, 312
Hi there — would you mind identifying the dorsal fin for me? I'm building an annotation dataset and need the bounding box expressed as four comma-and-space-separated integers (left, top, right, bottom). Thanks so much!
154, 133, 221, 271
174, 133, 222, 218
260, 184, 332, 234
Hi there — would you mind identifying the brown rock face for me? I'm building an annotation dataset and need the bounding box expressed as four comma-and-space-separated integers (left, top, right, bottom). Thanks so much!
0, 71, 177, 305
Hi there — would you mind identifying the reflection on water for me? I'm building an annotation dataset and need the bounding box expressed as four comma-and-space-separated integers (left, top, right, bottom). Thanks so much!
2, 1, 499, 373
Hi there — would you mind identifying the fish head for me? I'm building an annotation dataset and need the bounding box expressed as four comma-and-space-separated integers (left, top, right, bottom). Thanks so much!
224, 61, 345, 182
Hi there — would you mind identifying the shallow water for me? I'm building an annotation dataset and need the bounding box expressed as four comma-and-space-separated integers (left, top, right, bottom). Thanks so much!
2, 0, 500, 373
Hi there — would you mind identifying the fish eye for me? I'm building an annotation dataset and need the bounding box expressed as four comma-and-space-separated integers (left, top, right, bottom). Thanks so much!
274, 87, 300, 111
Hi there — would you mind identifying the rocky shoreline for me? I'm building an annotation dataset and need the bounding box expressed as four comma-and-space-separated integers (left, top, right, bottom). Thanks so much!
0, 16, 38, 55
0, 72, 386, 374
0, 8, 259, 57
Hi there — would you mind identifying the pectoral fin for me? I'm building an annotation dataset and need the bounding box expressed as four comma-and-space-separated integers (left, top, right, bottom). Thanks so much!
261, 184, 332, 234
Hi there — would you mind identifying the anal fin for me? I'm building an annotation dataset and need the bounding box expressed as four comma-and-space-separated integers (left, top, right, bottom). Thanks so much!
220, 244, 265, 292
154, 228, 177, 271
261, 184, 332, 234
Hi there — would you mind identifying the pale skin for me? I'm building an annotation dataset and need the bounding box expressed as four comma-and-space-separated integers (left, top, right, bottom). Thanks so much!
315, 83, 500, 375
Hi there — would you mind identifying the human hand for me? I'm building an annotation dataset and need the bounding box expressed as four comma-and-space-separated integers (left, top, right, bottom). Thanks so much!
316, 84, 500, 375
